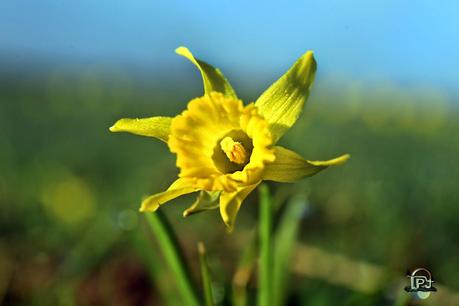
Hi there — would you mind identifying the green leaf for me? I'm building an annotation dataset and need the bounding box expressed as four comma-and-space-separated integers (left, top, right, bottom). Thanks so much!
257, 184, 273, 306
197, 242, 215, 306
255, 51, 316, 143
109, 116, 172, 143
272, 194, 307, 306
176, 46, 237, 98
145, 212, 200, 306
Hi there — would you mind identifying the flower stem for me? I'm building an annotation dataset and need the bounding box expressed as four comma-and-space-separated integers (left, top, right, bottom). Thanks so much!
232, 230, 257, 306
198, 242, 215, 306
257, 184, 273, 306
145, 212, 200, 306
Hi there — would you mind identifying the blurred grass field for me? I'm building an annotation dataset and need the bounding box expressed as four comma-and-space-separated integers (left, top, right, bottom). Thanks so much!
1, 66, 458, 306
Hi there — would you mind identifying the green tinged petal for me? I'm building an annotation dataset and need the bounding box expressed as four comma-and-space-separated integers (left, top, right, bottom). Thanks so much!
176, 46, 237, 98
183, 191, 221, 217
262, 146, 349, 182
219, 184, 258, 232
110, 116, 172, 143
255, 51, 317, 143
139, 178, 198, 212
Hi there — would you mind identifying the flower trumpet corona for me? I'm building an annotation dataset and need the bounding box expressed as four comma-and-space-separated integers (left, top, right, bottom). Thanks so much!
110, 47, 349, 231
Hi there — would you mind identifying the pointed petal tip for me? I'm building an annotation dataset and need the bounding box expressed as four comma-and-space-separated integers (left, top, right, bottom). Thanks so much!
107, 117, 172, 142
139, 199, 160, 213
225, 224, 234, 234
299, 50, 316, 68
336, 154, 351, 164
175, 46, 190, 56
313, 153, 350, 166
109, 119, 122, 132
296, 51, 315, 64
221, 215, 234, 233
175, 46, 238, 98
296, 51, 317, 77
109, 118, 128, 133
138, 204, 149, 213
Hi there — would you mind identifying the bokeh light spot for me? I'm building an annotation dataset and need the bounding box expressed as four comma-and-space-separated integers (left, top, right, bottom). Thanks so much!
41, 174, 96, 226
117, 209, 138, 231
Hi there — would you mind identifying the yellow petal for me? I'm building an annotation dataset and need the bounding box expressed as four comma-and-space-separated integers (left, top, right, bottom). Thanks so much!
220, 184, 259, 231
109, 116, 172, 143
262, 146, 349, 182
176, 46, 237, 98
183, 191, 221, 217
255, 51, 316, 144
139, 178, 198, 212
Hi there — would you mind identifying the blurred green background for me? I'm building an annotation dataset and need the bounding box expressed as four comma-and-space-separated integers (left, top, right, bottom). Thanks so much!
1, 1, 459, 305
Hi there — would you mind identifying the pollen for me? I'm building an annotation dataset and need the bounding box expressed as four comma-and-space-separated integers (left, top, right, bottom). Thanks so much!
220, 137, 248, 165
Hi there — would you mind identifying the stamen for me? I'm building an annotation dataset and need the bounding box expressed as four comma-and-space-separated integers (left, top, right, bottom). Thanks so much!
220, 137, 248, 165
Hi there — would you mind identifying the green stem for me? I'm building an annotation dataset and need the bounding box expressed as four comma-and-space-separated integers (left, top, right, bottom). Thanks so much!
145, 212, 200, 306
257, 184, 273, 306
198, 242, 215, 306
232, 230, 257, 306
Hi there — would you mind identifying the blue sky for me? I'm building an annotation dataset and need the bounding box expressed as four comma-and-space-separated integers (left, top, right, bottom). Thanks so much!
1, 0, 458, 91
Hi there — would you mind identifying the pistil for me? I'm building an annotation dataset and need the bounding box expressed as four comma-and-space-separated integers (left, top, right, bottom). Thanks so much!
220, 137, 248, 165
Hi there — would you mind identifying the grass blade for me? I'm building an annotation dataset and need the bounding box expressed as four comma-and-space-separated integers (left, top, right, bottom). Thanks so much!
198, 242, 215, 306
257, 184, 273, 306
131, 230, 182, 306
273, 194, 307, 306
145, 212, 200, 306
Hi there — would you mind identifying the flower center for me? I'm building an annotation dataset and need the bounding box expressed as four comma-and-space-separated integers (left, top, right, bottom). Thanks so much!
220, 137, 248, 164
212, 130, 253, 174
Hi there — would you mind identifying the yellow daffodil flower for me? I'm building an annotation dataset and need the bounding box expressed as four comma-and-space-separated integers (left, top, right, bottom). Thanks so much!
110, 46, 349, 231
